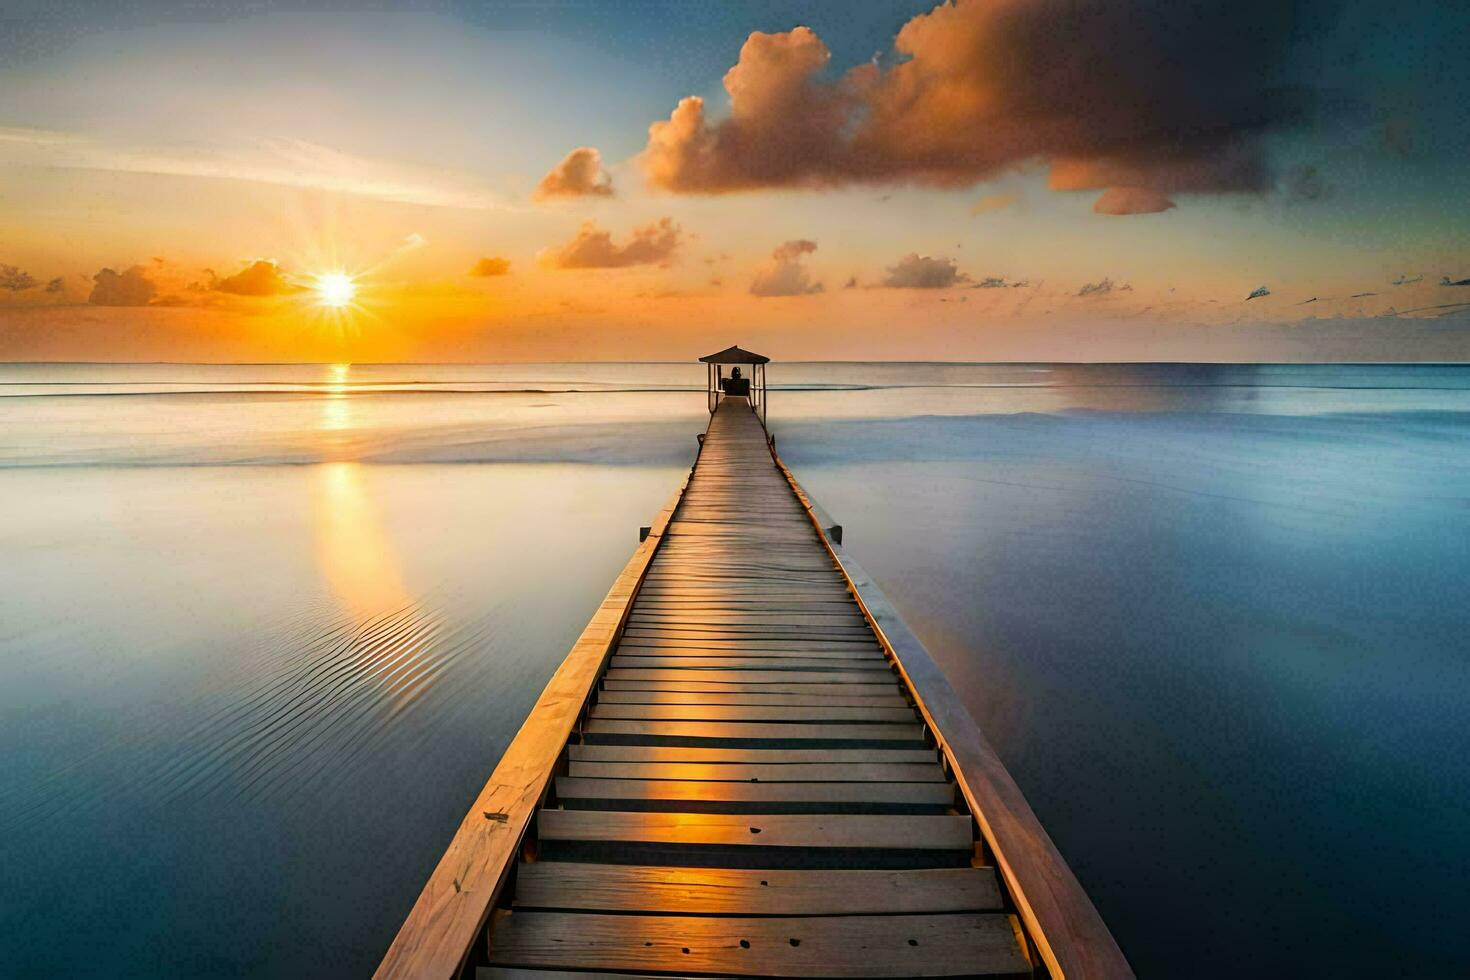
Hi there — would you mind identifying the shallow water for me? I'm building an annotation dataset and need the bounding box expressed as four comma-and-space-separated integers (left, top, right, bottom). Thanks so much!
2, 362, 1467, 976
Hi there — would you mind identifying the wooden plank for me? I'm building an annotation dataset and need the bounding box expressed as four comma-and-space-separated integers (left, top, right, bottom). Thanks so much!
617, 638, 883, 651
512, 864, 1004, 915
608, 655, 886, 671
568, 745, 938, 764
486, 911, 1031, 977
537, 810, 973, 851
590, 702, 911, 725
373, 478, 692, 980
590, 703, 917, 723
582, 719, 926, 745
595, 690, 911, 707
555, 776, 954, 809
567, 761, 948, 782
605, 669, 894, 685
613, 647, 885, 661
602, 679, 906, 695
618, 633, 879, 644
625, 623, 872, 634
632, 603, 857, 609
479, 969, 694, 980
626, 620, 872, 630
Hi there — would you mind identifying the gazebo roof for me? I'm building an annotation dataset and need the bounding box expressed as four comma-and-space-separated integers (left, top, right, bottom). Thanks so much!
699, 345, 770, 365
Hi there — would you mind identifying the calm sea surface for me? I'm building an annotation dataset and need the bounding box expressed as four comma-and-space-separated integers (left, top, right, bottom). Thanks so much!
2, 362, 1467, 977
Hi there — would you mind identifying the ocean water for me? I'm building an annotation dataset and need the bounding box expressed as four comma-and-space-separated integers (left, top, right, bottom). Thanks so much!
1, 362, 1467, 977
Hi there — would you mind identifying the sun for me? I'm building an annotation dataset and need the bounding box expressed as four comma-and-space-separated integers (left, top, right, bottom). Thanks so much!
313, 272, 357, 308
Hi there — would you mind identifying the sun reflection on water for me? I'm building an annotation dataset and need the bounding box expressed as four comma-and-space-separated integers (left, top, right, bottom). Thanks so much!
312, 461, 409, 615
320, 362, 353, 435
311, 364, 406, 614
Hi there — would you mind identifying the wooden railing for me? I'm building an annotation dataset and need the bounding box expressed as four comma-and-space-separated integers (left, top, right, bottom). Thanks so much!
373, 466, 695, 980
771, 451, 1135, 980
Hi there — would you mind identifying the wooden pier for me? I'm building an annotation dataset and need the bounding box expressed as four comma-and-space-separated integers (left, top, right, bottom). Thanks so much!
377, 350, 1131, 979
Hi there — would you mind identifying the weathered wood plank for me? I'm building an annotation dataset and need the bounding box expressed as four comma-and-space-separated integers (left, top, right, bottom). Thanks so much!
595, 690, 911, 707
601, 679, 904, 695
620, 638, 879, 649
605, 669, 894, 685
555, 776, 954, 809
617, 638, 883, 652
589, 703, 917, 723
486, 911, 1032, 977
512, 864, 1004, 915
537, 810, 973, 851
568, 745, 938, 764
582, 719, 926, 745
608, 655, 887, 671
626, 622, 872, 632
567, 761, 948, 782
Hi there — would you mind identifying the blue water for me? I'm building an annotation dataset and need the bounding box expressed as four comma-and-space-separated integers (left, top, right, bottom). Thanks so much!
1, 362, 1467, 976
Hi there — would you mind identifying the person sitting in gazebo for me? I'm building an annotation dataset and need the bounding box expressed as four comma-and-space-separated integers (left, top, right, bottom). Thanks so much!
720, 366, 750, 397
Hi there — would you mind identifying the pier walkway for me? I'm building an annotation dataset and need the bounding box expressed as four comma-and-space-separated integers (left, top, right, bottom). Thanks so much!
377, 395, 1131, 980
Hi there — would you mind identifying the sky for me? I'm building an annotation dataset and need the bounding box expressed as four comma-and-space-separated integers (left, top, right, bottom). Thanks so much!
1, 0, 1468, 362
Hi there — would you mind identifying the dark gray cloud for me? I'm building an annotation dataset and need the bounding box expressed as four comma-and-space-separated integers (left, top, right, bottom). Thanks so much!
534, 147, 614, 200
213, 260, 298, 296
1, 264, 39, 291
89, 266, 156, 306
641, 0, 1331, 202
539, 219, 683, 269
469, 256, 512, 277
1093, 186, 1176, 215
882, 254, 969, 289
750, 239, 823, 297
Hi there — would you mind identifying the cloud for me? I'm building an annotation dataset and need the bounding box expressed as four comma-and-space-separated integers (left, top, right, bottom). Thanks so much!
538, 218, 683, 269
469, 256, 512, 277
213, 260, 297, 296
1092, 186, 1177, 215
89, 266, 157, 306
750, 239, 823, 296
970, 192, 1021, 216
2, 127, 514, 211
882, 253, 969, 289
2, 264, 40, 291
1046, 144, 1268, 196
534, 147, 614, 200
638, 1, 1318, 199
